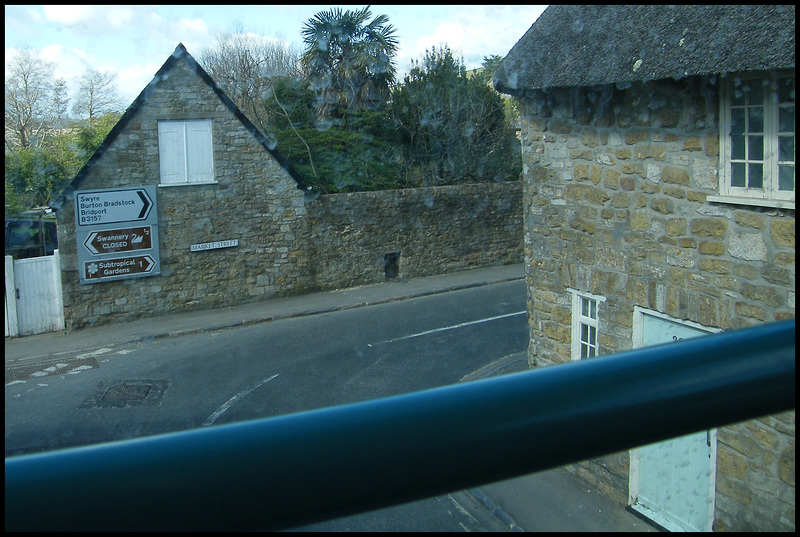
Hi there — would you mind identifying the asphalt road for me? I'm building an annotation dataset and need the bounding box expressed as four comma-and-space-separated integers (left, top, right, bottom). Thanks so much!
6, 280, 530, 531
7, 280, 527, 456
6, 274, 663, 533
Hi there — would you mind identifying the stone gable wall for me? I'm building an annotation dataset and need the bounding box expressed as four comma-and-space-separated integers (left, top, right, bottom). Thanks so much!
56, 59, 314, 330
517, 76, 794, 531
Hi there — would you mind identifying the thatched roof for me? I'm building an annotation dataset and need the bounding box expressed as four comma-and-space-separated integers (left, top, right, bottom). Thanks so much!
494, 5, 795, 96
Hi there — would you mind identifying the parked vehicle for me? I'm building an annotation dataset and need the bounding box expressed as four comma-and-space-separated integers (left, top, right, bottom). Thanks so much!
4, 218, 58, 260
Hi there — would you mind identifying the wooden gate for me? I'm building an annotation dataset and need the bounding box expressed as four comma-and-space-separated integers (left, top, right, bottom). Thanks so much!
4, 251, 64, 337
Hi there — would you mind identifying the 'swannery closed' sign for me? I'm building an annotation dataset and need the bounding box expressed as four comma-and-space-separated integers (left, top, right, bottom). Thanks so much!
83, 226, 153, 255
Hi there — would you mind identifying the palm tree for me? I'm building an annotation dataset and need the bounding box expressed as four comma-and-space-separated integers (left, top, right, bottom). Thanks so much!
301, 5, 398, 120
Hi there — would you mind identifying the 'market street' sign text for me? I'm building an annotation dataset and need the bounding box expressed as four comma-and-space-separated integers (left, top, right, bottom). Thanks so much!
190, 239, 239, 252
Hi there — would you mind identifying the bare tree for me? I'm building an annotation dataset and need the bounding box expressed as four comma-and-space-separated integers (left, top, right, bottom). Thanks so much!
199, 22, 303, 133
51, 78, 70, 124
4, 49, 66, 150
72, 67, 122, 120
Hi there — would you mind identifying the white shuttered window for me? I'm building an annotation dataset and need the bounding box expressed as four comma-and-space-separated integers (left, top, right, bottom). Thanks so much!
158, 119, 215, 185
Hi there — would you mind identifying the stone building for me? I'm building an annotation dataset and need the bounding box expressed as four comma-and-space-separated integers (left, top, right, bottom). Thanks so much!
50, 44, 522, 331
50, 44, 316, 330
494, 5, 794, 532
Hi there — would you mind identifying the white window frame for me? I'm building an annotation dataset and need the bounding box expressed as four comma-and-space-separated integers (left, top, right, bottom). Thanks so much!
568, 289, 606, 361
711, 70, 795, 209
157, 119, 216, 186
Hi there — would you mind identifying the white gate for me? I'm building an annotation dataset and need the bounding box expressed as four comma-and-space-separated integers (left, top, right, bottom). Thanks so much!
629, 308, 719, 532
4, 251, 65, 337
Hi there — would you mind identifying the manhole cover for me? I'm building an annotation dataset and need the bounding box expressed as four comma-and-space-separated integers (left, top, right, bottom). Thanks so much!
80, 379, 170, 408
102, 383, 151, 401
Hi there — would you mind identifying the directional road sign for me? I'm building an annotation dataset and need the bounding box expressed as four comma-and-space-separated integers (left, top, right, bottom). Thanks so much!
75, 186, 160, 284
76, 188, 154, 226
83, 255, 157, 282
83, 226, 153, 255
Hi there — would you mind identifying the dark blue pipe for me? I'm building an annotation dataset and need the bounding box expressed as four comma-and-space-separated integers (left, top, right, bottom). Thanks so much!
5, 319, 794, 531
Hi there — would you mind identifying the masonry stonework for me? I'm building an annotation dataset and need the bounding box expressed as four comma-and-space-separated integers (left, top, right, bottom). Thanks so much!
518, 77, 794, 531
55, 49, 523, 333
307, 183, 522, 289
56, 58, 315, 330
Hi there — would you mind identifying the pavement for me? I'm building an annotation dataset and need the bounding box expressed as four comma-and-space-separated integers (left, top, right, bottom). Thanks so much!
5, 263, 658, 532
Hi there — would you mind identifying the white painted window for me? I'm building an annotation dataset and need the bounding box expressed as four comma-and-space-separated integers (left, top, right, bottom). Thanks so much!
569, 289, 606, 360
715, 71, 795, 209
157, 119, 215, 185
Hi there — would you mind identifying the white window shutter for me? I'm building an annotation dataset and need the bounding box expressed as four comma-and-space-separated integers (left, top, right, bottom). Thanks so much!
186, 119, 214, 183
158, 121, 187, 184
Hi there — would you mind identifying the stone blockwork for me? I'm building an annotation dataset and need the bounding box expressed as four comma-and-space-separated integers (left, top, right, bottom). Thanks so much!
55, 52, 523, 332
56, 56, 316, 330
518, 77, 794, 531
307, 183, 522, 289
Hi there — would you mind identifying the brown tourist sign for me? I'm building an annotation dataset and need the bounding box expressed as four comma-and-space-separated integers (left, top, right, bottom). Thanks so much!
82, 255, 157, 282
83, 226, 153, 255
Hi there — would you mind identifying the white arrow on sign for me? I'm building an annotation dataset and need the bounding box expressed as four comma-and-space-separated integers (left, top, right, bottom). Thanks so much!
84, 254, 157, 280
76, 189, 154, 226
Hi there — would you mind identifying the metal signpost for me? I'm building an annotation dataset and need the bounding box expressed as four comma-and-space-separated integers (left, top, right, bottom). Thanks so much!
75, 186, 160, 284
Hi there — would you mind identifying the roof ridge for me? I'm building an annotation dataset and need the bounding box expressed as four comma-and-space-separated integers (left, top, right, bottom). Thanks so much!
51, 43, 306, 210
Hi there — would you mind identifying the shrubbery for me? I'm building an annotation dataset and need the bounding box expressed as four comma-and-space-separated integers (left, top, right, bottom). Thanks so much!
264, 46, 522, 194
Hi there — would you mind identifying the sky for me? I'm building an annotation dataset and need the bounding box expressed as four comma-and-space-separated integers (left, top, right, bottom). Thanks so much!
5, 4, 548, 109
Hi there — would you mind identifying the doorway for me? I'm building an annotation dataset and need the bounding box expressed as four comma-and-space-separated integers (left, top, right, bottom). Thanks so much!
629, 308, 719, 532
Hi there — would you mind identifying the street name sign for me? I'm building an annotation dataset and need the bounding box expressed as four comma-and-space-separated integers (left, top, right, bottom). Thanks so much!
75, 186, 160, 284
83, 255, 157, 282
190, 239, 239, 252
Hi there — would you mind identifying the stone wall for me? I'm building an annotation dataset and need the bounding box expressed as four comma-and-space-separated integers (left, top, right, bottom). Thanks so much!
517, 76, 794, 531
56, 58, 315, 330
55, 55, 523, 331
306, 182, 523, 289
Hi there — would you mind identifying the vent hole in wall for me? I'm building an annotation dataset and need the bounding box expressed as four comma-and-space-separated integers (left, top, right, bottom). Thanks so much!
384, 252, 399, 280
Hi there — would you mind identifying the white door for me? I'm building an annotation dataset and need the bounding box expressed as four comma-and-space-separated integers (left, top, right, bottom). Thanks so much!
13, 251, 65, 336
629, 309, 718, 532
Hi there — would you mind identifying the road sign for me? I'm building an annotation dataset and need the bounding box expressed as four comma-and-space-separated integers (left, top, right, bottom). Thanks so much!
76, 188, 154, 226
83, 255, 157, 282
75, 186, 160, 284
83, 226, 153, 255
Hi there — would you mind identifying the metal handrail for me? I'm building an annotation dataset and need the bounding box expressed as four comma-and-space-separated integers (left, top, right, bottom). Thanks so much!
4, 319, 795, 531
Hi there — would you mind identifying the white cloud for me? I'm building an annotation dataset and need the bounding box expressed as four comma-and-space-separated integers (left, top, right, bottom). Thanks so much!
41, 5, 92, 25
116, 63, 162, 106
42, 5, 138, 31
176, 18, 208, 34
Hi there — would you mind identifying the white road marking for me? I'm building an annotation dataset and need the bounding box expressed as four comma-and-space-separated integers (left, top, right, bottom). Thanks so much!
447, 494, 480, 524
202, 374, 279, 427
374, 311, 526, 345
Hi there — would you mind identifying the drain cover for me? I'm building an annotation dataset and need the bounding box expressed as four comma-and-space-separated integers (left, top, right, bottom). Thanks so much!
80, 379, 170, 408
102, 383, 151, 402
